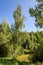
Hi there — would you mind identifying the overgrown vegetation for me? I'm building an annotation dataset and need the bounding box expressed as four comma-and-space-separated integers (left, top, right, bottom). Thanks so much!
0, 0, 43, 65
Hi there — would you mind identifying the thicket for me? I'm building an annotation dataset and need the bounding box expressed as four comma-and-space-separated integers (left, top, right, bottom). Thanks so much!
0, 0, 43, 65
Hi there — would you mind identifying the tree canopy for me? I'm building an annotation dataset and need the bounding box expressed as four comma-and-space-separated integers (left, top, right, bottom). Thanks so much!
29, 0, 43, 28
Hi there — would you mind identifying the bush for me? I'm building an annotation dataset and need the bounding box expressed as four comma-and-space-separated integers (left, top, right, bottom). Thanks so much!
19, 62, 29, 65
0, 44, 9, 57
32, 44, 43, 63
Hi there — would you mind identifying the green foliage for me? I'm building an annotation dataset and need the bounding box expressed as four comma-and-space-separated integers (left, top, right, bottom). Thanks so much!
0, 19, 11, 57
0, 58, 43, 65
13, 5, 25, 31
32, 43, 43, 63
0, 44, 9, 57
0, 59, 19, 65
11, 5, 25, 48
13, 46, 24, 58
0, 19, 43, 60
19, 62, 29, 65
29, 0, 43, 28
0, 19, 11, 44
0, 5, 43, 64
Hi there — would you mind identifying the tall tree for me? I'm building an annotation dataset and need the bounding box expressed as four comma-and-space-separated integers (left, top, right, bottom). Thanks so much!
0, 19, 11, 43
11, 5, 25, 57
12, 5, 25, 46
13, 5, 25, 31
0, 19, 11, 57
29, 0, 43, 28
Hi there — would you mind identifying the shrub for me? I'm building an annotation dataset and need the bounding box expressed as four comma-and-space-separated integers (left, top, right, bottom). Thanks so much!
0, 44, 8, 57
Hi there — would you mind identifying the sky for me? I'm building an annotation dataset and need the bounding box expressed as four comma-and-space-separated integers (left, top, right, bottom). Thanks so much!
0, 0, 43, 32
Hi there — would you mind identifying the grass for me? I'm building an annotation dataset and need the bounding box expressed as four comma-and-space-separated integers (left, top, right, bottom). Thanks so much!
0, 58, 43, 65
0, 58, 19, 65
